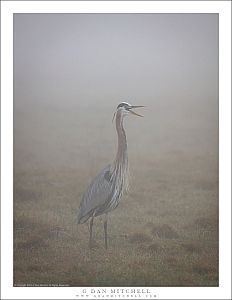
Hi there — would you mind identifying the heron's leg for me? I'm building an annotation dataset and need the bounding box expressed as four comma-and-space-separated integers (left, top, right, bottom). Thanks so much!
89, 214, 94, 248
104, 213, 108, 250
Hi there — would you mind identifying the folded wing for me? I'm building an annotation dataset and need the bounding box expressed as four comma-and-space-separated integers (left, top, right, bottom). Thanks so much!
78, 165, 113, 224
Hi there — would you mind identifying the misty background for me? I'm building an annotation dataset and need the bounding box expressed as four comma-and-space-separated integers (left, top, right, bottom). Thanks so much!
14, 14, 219, 286
14, 13, 218, 172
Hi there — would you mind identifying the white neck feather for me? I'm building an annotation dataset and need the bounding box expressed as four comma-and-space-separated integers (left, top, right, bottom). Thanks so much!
110, 111, 129, 193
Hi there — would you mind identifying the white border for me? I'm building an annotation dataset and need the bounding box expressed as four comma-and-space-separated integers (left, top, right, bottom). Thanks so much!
1, 1, 231, 299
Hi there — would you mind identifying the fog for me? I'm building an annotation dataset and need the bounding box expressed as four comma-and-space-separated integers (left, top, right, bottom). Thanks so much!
14, 13, 218, 170
14, 14, 219, 286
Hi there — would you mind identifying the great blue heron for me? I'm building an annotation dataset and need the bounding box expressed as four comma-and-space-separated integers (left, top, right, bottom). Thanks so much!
78, 102, 144, 249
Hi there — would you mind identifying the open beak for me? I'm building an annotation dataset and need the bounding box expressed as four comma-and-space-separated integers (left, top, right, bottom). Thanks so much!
129, 105, 145, 117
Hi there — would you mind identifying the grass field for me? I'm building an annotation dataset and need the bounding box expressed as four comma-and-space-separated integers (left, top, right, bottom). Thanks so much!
13, 101, 218, 287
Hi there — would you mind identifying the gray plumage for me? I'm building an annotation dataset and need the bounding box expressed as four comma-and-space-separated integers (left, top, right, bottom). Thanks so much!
78, 102, 144, 248
78, 164, 114, 224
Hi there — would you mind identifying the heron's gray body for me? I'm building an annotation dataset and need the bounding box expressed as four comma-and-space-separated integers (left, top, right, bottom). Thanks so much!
77, 102, 143, 248
78, 164, 119, 224
78, 109, 129, 224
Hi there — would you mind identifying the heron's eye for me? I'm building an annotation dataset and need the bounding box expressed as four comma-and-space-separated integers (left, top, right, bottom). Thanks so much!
117, 103, 125, 109
117, 103, 131, 110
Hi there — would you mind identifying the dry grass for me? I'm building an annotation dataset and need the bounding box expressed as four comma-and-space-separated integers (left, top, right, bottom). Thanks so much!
181, 241, 203, 253
13, 160, 219, 287
147, 243, 161, 254
194, 217, 218, 229
151, 224, 179, 239
129, 233, 152, 243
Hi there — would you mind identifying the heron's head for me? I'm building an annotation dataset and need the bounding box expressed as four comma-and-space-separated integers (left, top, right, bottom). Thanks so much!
113, 102, 144, 121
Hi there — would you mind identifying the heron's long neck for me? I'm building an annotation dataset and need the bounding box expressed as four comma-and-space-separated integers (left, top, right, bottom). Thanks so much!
111, 112, 129, 190
114, 112, 128, 166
